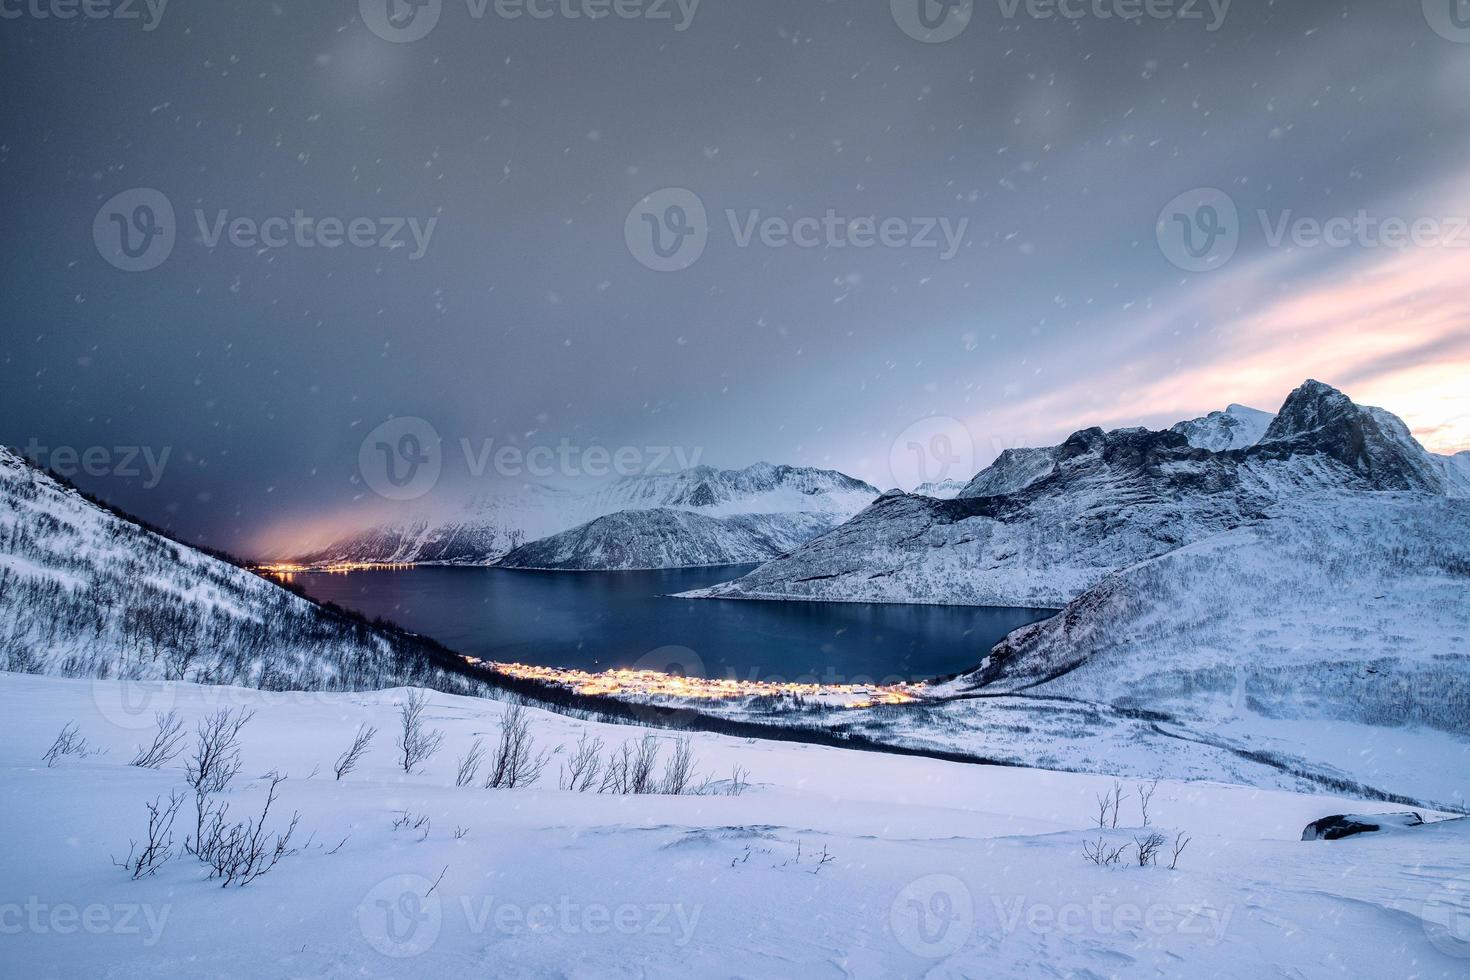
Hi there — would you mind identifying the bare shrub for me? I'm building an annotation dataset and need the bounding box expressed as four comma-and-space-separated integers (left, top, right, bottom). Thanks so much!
628, 734, 660, 795
483, 703, 550, 789
1110, 781, 1127, 829
660, 735, 697, 796
333, 724, 377, 781
396, 691, 444, 774
1094, 790, 1113, 829
196, 772, 301, 887
184, 708, 254, 859
42, 721, 89, 767
727, 765, 750, 797
455, 737, 487, 788
130, 711, 185, 769
1170, 832, 1191, 870
1082, 837, 1129, 866
1138, 779, 1159, 826
559, 733, 604, 792
1134, 831, 1167, 866
185, 708, 253, 796
392, 810, 431, 841
113, 791, 184, 879
599, 740, 633, 795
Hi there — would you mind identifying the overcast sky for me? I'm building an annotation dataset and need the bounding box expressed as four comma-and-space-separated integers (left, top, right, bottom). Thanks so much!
4, 0, 1470, 557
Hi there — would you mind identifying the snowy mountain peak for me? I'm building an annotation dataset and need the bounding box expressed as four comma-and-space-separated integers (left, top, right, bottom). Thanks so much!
1257, 380, 1445, 492
1260, 379, 1357, 443
1171, 403, 1274, 452
912, 478, 968, 499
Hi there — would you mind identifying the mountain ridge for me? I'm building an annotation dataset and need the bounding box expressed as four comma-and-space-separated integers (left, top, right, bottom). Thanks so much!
297, 462, 878, 567
683, 380, 1457, 607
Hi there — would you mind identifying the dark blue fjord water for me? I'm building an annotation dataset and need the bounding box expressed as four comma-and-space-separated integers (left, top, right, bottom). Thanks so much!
289, 565, 1055, 685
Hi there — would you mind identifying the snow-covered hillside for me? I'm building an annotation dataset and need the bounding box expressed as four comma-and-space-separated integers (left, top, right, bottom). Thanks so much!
686, 381, 1457, 607
495, 508, 833, 570
299, 464, 877, 568
0, 446, 489, 696
960, 493, 1470, 732
6, 675, 1468, 978
1170, 403, 1274, 451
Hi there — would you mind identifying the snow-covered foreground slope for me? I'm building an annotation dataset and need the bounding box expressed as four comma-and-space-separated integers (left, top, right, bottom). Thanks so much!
5, 675, 1469, 978
299, 463, 878, 568
494, 508, 834, 570
0, 446, 490, 697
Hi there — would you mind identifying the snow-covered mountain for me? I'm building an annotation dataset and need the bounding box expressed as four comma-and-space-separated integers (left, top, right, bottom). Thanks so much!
1170, 402, 1274, 451
298, 463, 878, 568
911, 478, 968, 499
1437, 450, 1470, 497
0, 445, 489, 694
954, 493, 1470, 733
685, 381, 1457, 607
495, 508, 833, 570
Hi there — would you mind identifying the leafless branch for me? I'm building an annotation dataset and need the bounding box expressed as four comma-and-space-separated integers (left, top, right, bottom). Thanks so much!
397, 691, 444, 774
129, 711, 185, 769
334, 724, 377, 781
